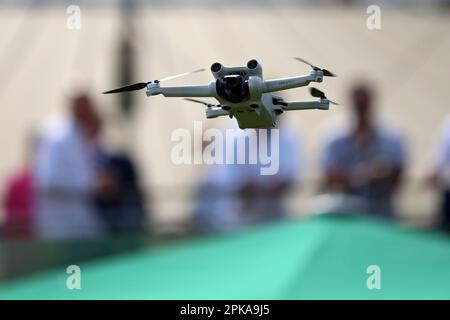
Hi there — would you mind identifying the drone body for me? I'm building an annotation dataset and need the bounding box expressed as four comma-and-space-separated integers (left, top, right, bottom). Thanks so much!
104, 59, 337, 129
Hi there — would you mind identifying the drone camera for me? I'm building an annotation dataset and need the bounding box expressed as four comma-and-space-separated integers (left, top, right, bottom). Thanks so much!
216, 75, 250, 104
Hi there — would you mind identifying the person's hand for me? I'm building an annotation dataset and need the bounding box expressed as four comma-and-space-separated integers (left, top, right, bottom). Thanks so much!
95, 169, 120, 199
239, 182, 258, 199
367, 158, 395, 185
349, 163, 371, 187
267, 180, 291, 195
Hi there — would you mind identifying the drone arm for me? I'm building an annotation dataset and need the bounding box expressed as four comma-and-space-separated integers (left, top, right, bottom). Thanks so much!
263, 71, 322, 93
282, 99, 329, 111
147, 82, 216, 98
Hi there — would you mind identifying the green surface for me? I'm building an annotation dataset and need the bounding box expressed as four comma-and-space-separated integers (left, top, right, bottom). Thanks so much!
0, 235, 149, 281
1, 214, 450, 299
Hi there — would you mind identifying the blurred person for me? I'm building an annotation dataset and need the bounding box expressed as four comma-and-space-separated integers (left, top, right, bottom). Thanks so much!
34, 92, 106, 240
194, 119, 301, 233
1, 133, 37, 238
232, 122, 300, 226
321, 83, 407, 218
94, 153, 148, 234
193, 122, 241, 233
429, 117, 450, 229
194, 171, 239, 234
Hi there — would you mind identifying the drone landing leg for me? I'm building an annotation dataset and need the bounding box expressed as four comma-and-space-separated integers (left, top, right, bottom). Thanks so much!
205, 107, 229, 119
282, 100, 329, 111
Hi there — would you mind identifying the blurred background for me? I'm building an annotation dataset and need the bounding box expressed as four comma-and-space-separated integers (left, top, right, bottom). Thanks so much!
0, 0, 450, 286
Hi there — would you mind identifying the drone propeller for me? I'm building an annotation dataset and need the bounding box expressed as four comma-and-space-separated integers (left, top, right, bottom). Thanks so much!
310, 87, 339, 105
102, 82, 148, 94
158, 68, 205, 82
293, 57, 336, 77
183, 98, 216, 107
102, 68, 205, 94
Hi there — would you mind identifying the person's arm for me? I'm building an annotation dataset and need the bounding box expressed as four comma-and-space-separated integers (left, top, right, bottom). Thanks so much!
389, 166, 404, 191
366, 135, 407, 191
367, 163, 404, 191
323, 168, 353, 190
321, 137, 353, 191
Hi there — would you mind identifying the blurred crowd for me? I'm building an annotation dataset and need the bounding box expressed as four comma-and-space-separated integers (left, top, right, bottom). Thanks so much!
2, 81, 450, 241
1, 91, 148, 240
193, 82, 450, 234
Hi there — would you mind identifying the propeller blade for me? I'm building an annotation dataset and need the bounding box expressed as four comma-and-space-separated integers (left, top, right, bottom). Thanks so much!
159, 68, 205, 82
293, 57, 336, 77
322, 69, 336, 77
310, 87, 326, 99
184, 98, 211, 106
293, 57, 315, 68
103, 82, 148, 94
103, 68, 205, 94
329, 100, 339, 105
310, 87, 339, 105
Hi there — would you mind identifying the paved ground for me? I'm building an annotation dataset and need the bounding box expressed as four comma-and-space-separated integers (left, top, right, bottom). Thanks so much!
0, 3, 449, 226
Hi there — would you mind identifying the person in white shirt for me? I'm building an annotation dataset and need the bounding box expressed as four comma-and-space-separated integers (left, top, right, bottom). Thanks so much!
194, 120, 301, 233
34, 93, 105, 240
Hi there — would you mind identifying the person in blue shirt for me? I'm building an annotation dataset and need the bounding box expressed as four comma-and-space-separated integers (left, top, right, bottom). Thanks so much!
321, 83, 407, 218
430, 117, 450, 230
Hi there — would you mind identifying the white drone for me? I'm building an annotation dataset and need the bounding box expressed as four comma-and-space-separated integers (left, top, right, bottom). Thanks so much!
103, 58, 338, 129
